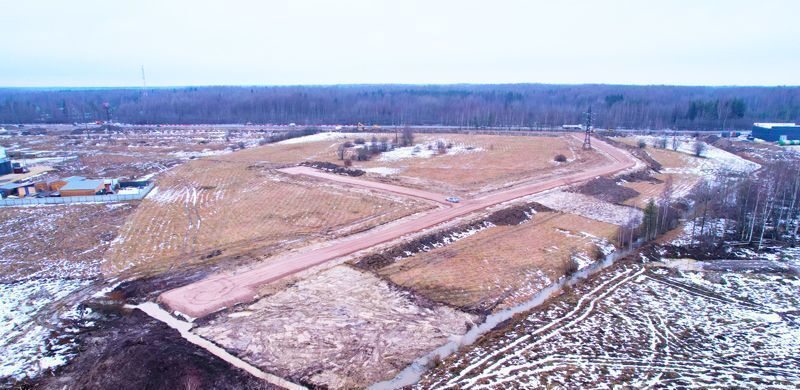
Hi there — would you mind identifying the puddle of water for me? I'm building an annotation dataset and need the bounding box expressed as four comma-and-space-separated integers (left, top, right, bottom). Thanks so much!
369, 244, 639, 389
129, 302, 306, 390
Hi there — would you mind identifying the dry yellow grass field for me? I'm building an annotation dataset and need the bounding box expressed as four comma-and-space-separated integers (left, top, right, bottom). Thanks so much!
375, 211, 618, 313
103, 133, 610, 277
616, 138, 704, 208
0, 203, 135, 282
366, 134, 595, 195
225, 137, 347, 165
104, 155, 429, 277
257, 133, 604, 196
222, 133, 606, 197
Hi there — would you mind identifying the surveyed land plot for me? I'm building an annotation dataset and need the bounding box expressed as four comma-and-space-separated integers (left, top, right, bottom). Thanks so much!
104, 158, 429, 277
260, 133, 602, 196
375, 211, 618, 314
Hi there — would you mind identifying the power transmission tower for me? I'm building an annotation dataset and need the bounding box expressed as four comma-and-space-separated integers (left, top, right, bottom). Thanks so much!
141, 65, 148, 97
582, 106, 593, 150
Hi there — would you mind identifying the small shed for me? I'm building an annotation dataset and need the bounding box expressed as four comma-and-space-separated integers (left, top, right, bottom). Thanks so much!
0, 182, 37, 198
49, 176, 86, 191
59, 179, 105, 197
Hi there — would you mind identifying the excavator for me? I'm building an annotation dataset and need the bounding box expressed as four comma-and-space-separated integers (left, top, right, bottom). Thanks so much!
356, 122, 380, 132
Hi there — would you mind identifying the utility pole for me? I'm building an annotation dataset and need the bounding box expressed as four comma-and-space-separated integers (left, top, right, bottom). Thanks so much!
102, 102, 111, 123
141, 65, 148, 97
582, 106, 593, 150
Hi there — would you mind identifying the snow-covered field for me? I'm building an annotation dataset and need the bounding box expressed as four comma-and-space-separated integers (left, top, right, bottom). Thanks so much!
171, 148, 232, 159
363, 167, 401, 176
529, 189, 643, 226
0, 203, 132, 383
419, 257, 800, 388
638, 136, 760, 177
275, 131, 353, 145
0, 278, 90, 380
379, 143, 482, 162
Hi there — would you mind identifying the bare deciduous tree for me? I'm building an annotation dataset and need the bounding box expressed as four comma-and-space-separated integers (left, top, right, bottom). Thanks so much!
693, 141, 707, 157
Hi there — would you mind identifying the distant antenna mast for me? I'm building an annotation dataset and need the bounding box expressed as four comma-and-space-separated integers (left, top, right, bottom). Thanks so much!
582, 106, 593, 150
141, 65, 148, 96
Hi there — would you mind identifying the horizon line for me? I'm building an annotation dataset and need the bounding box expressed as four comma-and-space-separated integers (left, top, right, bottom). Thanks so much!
1, 82, 800, 90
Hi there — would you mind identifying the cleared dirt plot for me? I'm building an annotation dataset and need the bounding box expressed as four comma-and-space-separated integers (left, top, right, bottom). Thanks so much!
195, 265, 477, 389
104, 156, 428, 277
375, 211, 618, 314
33, 309, 278, 390
418, 257, 800, 389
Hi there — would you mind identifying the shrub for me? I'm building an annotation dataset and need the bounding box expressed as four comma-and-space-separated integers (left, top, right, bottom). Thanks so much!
637, 140, 647, 148
564, 257, 580, 276
554, 154, 567, 162
693, 141, 707, 157
354, 138, 366, 145
401, 127, 414, 147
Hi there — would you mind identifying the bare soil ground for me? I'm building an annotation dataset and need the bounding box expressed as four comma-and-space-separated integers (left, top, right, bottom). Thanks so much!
195, 265, 477, 389
375, 211, 618, 314
30, 308, 276, 390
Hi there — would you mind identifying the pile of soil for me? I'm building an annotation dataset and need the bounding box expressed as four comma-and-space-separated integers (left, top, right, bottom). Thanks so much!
301, 161, 365, 176
33, 309, 276, 390
355, 202, 551, 270
570, 177, 641, 204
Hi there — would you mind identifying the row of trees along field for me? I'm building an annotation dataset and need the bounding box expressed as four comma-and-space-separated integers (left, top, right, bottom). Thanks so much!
1, 84, 799, 129
628, 155, 800, 252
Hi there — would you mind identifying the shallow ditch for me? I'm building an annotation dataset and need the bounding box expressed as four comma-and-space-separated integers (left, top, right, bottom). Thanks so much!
368, 240, 644, 389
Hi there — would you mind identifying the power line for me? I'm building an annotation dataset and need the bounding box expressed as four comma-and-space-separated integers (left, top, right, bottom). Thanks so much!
583, 106, 593, 150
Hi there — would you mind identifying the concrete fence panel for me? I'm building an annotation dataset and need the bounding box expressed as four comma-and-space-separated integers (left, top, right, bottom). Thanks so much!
0, 183, 155, 207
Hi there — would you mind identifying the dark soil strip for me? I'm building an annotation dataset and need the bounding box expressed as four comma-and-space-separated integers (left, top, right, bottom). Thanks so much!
301, 161, 365, 176
569, 177, 640, 204
24, 309, 277, 390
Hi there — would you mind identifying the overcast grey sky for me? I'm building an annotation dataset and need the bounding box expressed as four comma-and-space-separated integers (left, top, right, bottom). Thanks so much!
1, 0, 798, 87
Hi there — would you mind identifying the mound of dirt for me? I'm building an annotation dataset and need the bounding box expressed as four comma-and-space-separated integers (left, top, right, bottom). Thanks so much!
301, 161, 365, 176
355, 202, 551, 270
34, 309, 275, 390
569, 177, 640, 204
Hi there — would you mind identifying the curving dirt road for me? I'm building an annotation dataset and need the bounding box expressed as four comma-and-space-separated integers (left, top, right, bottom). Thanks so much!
160, 136, 637, 318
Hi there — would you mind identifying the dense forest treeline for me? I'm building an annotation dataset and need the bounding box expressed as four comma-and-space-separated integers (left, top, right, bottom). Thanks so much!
1, 84, 798, 130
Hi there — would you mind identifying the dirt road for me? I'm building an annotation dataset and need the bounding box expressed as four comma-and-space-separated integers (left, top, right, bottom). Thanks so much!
161, 136, 637, 318
279, 166, 452, 205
